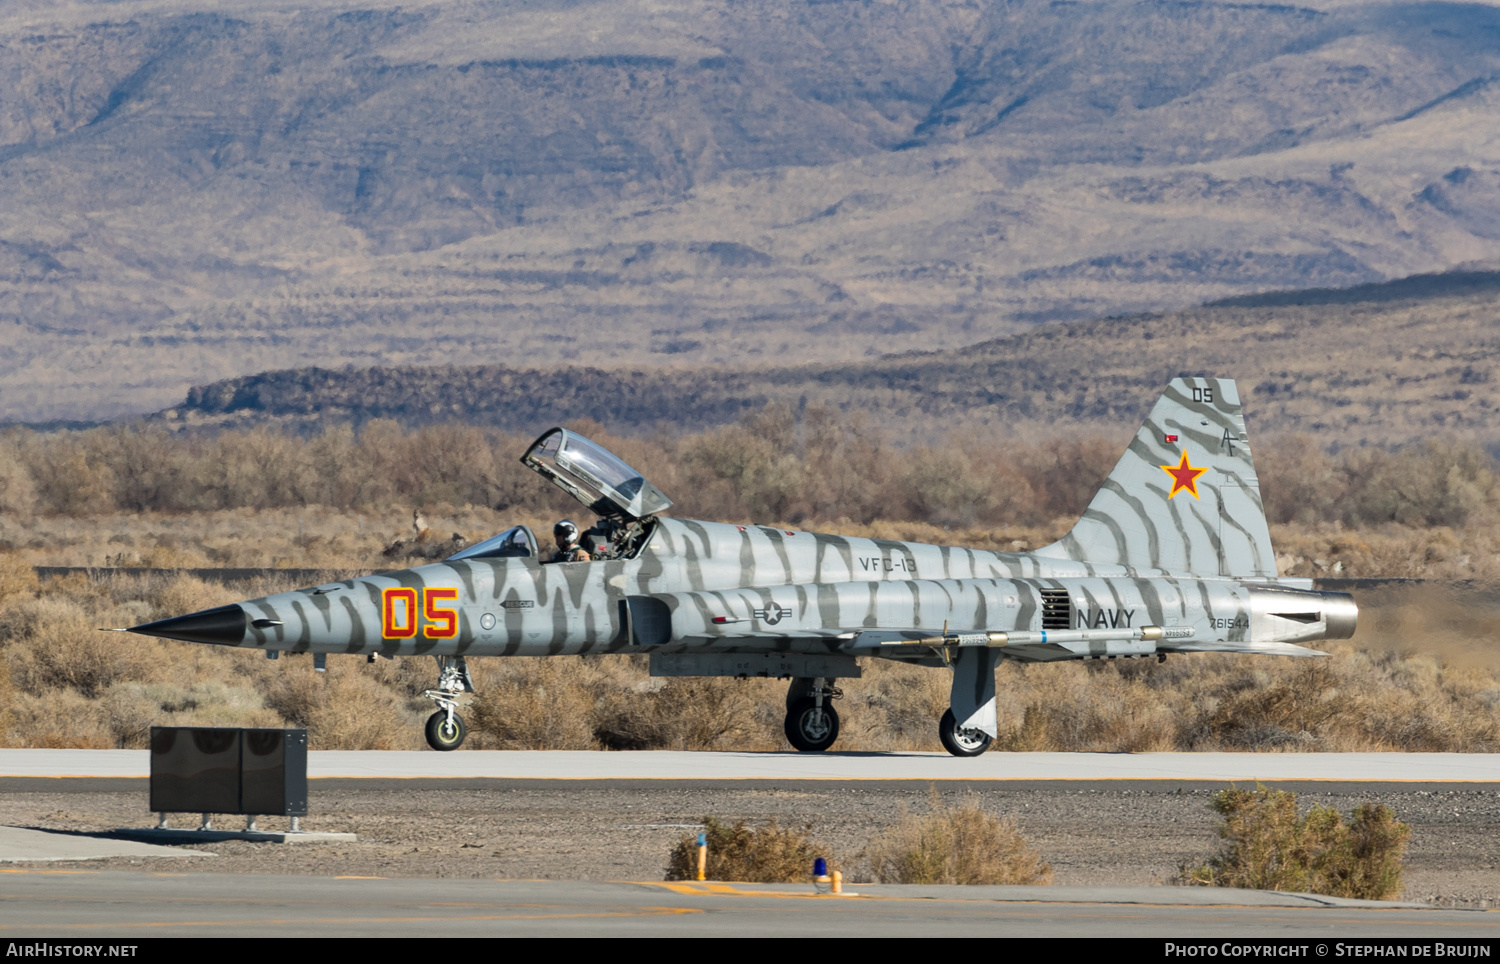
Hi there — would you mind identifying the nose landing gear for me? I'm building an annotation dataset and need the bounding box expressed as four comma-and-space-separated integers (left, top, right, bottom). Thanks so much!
423, 656, 474, 751
425, 710, 467, 751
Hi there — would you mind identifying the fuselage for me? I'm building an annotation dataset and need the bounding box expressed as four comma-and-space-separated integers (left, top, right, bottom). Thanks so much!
224, 517, 1354, 660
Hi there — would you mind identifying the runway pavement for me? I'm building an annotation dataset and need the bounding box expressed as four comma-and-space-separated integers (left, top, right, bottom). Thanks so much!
3, 750, 1498, 781
0, 872, 1491, 938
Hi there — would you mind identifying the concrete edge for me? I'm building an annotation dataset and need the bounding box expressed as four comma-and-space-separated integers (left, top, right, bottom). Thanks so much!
115, 829, 356, 844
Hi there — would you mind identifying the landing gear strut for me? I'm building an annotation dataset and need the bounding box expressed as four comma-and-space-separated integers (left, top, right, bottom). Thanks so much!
784, 677, 842, 752
423, 656, 474, 751
938, 708, 993, 757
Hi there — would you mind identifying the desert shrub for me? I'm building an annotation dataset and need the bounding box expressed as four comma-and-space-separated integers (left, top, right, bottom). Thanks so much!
1013, 436, 1119, 523
681, 407, 807, 523
592, 677, 776, 750
665, 816, 832, 882
1348, 440, 1494, 527
1180, 786, 1410, 900
0, 656, 13, 745
467, 658, 781, 750
466, 658, 608, 750
0, 434, 37, 519
838, 658, 949, 751
865, 794, 1052, 885
31, 446, 118, 516
998, 662, 1178, 752
1193, 660, 1348, 750
1258, 436, 1348, 525
99, 682, 285, 748
0, 553, 38, 604
6, 688, 114, 748
0, 596, 166, 697
262, 660, 411, 749
8, 406, 1500, 535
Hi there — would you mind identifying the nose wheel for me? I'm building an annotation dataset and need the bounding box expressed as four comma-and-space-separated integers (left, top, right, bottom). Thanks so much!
422, 655, 474, 751
425, 709, 467, 751
938, 708, 992, 757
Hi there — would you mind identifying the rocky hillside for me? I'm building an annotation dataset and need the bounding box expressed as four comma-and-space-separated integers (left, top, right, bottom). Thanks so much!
3, 0, 1500, 421
167, 270, 1500, 448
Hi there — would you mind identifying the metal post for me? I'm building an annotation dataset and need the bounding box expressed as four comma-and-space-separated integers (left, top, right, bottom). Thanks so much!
155, 814, 169, 830
289, 816, 301, 833
200, 813, 212, 831
696, 831, 707, 881
246, 816, 258, 832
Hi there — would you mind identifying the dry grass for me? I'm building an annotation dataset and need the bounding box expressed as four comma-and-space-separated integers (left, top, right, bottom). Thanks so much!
865, 793, 1052, 885
1180, 787, 1410, 900
994, 646, 1500, 753
466, 658, 785, 751
665, 817, 833, 883
7, 419, 1500, 564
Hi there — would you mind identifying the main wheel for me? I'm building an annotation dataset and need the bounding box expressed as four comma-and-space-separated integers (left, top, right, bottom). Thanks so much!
938, 708, 992, 757
784, 698, 839, 752
425, 710, 466, 751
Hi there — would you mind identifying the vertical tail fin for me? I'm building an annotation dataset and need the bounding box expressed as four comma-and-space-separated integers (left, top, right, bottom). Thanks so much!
1037, 377, 1277, 578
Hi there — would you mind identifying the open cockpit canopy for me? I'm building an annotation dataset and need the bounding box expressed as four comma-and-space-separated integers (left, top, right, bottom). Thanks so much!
446, 525, 537, 562
520, 428, 673, 521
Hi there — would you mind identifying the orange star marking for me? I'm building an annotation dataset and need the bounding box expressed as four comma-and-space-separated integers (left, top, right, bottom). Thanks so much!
1161, 452, 1208, 499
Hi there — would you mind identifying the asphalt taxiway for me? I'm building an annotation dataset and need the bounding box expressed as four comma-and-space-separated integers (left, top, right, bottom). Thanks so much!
0, 872, 1492, 938
0, 751, 1494, 934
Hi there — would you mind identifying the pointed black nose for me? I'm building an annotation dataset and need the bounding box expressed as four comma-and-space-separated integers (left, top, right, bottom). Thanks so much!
129, 604, 247, 645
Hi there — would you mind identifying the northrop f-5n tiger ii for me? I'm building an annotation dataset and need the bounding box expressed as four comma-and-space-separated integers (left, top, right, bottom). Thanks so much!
127, 378, 1357, 755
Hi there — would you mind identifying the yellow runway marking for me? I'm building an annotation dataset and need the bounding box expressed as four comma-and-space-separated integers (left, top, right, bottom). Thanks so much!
636, 883, 1499, 920
0, 869, 96, 875
0, 908, 701, 930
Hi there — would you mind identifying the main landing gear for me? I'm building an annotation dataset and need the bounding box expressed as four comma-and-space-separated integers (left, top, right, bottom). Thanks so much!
784, 677, 842, 752
423, 656, 475, 751
938, 708, 993, 757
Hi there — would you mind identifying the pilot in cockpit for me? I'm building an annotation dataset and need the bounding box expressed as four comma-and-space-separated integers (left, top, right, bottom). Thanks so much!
550, 519, 592, 563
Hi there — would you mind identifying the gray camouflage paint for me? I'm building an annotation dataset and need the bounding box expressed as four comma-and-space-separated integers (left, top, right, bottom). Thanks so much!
170, 377, 1356, 736
1036, 377, 1276, 577
234, 517, 1343, 661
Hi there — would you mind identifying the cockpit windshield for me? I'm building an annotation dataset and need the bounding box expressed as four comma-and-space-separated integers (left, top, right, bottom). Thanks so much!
521, 428, 673, 520
446, 525, 537, 562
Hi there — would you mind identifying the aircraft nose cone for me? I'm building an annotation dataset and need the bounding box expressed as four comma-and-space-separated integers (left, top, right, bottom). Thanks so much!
129, 604, 248, 645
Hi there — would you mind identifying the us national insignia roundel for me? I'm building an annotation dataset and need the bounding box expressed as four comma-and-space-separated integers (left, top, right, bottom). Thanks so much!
1160, 452, 1208, 499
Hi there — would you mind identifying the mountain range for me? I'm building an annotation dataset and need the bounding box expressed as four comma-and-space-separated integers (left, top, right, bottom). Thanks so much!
3, 0, 1499, 422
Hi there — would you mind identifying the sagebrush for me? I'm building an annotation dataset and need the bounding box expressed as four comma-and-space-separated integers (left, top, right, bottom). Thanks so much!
665, 817, 832, 882
865, 794, 1052, 885
1179, 786, 1411, 900
5, 412, 1499, 535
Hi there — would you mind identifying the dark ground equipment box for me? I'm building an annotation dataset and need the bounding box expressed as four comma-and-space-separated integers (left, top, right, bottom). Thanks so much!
150, 727, 308, 817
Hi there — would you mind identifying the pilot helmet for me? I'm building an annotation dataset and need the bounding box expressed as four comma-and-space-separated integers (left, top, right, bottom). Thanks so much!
554, 519, 579, 545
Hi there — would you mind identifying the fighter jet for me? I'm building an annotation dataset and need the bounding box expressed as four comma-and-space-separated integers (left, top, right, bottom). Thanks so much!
126, 377, 1356, 755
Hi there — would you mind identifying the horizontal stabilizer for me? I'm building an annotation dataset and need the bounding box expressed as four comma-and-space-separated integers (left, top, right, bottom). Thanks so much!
1170, 640, 1328, 658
